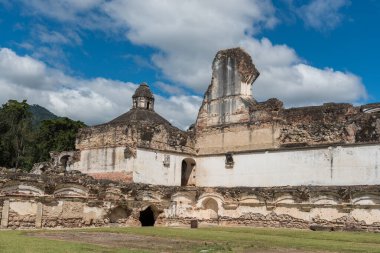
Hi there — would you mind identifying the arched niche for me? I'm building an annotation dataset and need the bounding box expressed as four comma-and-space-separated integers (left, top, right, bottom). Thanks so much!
202, 198, 219, 220
109, 206, 131, 223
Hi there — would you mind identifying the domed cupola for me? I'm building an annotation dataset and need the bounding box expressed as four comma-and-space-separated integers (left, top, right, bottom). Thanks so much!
132, 82, 154, 110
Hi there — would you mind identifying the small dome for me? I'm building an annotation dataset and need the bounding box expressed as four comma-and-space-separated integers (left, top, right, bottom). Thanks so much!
132, 82, 154, 99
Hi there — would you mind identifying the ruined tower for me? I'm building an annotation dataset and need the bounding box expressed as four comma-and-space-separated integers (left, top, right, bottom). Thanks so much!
196, 48, 260, 128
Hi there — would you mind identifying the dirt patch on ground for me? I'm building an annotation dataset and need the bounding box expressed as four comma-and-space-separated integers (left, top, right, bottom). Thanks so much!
27, 231, 321, 253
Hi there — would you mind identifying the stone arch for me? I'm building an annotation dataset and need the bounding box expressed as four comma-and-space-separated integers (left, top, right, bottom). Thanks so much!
1, 184, 43, 196
181, 157, 196, 186
239, 195, 260, 204
274, 194, 295, 204
139, 205, 158, 226
312, 195, 339, 205
54, 185, 88, 198
109, 206, 131, 223
60, 155, 70, 168
54, 151, 76, 170
352, 193, 380, 205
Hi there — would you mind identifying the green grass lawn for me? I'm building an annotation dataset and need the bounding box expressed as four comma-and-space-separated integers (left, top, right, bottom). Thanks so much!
1, 227, 380, 253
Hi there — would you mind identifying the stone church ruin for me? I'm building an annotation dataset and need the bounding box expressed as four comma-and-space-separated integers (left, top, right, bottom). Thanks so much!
1, 48, 380, 231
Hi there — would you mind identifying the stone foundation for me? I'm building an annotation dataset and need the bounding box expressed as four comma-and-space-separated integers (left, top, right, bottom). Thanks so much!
0, 170, 379, 232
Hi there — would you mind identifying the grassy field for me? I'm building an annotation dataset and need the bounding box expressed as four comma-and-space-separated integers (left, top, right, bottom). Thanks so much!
0, 226, 380, 252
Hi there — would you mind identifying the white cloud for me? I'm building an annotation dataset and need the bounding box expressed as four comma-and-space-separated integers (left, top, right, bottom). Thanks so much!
241, 38, 367, 106
16, 0, 367, 109
294, 0, 350, 31
102, 0, 277, 91
0, 48, 201, 128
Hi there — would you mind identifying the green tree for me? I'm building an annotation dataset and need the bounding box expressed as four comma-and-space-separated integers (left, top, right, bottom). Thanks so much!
0, 100, 86, 171
35, 117, 86, 162
0, 100, 34, 169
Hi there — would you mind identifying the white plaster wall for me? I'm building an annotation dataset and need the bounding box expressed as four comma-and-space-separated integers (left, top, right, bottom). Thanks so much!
197, 145, 380, 187
132, 149, 191, 186
74, 147, 129, 173
74, 146, 194, 186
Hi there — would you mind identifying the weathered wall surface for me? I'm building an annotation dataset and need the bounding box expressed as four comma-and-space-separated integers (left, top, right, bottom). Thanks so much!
195, 123, 279, 155
131, 149, 193, 186
76, 114, 194, 154
70, 148, 193, 186
196, 144, 380, 187
194, 48, 380, 155
73, 109, 195, 182
196, 48, 259, 129
68, 48, 380, 188
1, 169, 380, 232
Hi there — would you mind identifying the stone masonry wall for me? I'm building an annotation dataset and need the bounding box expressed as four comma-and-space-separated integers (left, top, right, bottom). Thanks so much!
1, 169, 380, 232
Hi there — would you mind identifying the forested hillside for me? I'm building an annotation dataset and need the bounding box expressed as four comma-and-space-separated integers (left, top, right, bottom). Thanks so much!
0, 100, 86, 171
29, 104, 58, 125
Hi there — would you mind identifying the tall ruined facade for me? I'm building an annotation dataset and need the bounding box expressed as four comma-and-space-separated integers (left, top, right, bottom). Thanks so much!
1, 48, 380, 231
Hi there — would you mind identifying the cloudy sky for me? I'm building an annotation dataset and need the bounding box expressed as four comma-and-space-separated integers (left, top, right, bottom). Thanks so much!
0, 0, 379, 129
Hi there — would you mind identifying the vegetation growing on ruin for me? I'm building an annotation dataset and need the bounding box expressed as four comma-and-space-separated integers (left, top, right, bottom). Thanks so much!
1, 227, 380, 253
0, 99, 85, 171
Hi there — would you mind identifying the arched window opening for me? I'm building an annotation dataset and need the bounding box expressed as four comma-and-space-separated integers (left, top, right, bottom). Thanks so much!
181, 158, 196, 186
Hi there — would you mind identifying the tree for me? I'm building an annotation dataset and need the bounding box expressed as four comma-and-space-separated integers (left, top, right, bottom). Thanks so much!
0, 100, 33, 169
0, 100, 86, 171
35, 117, 86, 162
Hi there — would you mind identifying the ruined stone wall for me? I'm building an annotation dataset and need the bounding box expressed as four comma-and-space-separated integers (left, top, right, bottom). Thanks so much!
196, 101, 380, 154
1, 170, 380, 232
194, 48, 380, 155
196, 48, 259, 129
195, 123, 279, 155
76, 121, 193, 154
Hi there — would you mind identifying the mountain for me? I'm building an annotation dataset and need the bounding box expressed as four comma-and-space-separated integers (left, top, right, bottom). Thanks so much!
29, 104, 58, 125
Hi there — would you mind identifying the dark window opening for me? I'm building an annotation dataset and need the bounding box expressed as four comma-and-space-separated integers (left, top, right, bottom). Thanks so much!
181, 160, 187, 186
225, 153, 234, 168
139, 206, 155, 226
60, 155, 70, 168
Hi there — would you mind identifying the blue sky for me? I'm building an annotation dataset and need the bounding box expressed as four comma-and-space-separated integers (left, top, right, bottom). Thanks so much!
0, 0, 379, 128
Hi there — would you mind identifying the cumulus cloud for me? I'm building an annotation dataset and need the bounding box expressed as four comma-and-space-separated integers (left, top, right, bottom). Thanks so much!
293, 0, 350, 31
15, 0, 367, 110
240, 38, 367, 106
99, 0, 365, 106
102, 0, 277, 90
0, 48, 201, 128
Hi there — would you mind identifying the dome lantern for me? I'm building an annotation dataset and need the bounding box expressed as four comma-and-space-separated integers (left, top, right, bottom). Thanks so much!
132, 82, 154, 110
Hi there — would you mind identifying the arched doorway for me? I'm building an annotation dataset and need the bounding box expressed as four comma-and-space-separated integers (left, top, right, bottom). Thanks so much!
181, 158, 196, 186
139, 206, 156, 226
